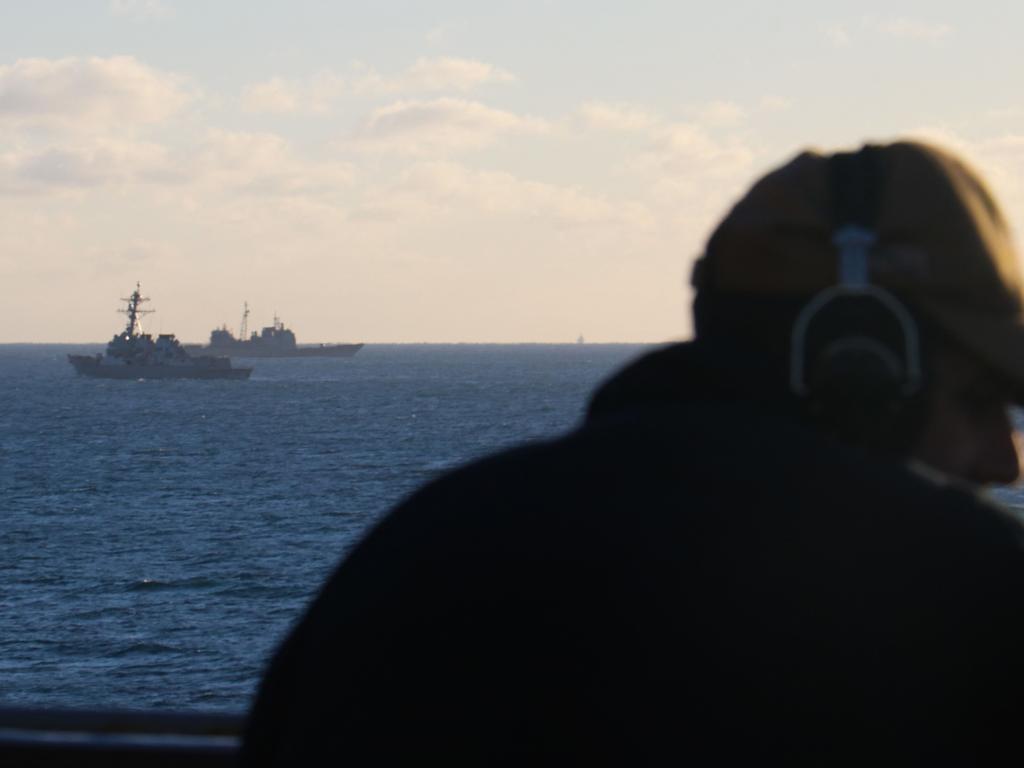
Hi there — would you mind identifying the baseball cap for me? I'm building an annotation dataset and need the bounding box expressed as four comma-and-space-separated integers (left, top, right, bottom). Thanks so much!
696, 140, 1024, 396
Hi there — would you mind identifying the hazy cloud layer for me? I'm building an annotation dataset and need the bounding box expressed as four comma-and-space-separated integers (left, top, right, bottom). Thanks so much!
575, 100, 757, 183
0, 128, 353, 198
241, 57, 515, 114
697, 101, 746, 127
759, 95, 792, 112
825, 24, 852, 48
578, 102, 658, 133
826, 17, 953, 47
350, 98, 549, 154
241, 72, 345, 114
357, 160, 653, 229
354, 57, 516, 94
6, 3, 1024, 345
655, 125, 752, 171
242, 78, 301, 114
199, 129, 354, 197
0, 56, 189, 127
877, 18, 953, 41
1, 148, 114, 190
0, 140, 184, 194
109, 0, 171, 20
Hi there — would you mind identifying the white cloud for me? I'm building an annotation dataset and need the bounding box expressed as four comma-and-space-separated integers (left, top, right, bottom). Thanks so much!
983, 134, 1024, 157
878, 18, 953, 42
2, 148, 113, 189
117, 239, 175, 262
697, 101, 746, 127
355, 160, 653, 230
0, 139, 185, 194
202, 130, 293, 173
350, 98, 549, 155
570, 101, 756, 188
109, 0, 171, 20
353, 57, 515, 94
83, 239, 178, 277
759, 95, 792, 112
404, 57, 515, 91
200, 129, 354, 196
0, 127, 355, 199
645, 123, 755, 177
824, 18, 953, 48
580, 99, 756, 137
241, 58, 511, 114
628, 122, 758, 225
0, 56, 190, 128
983, 106, 1024, 124
242, 78, 299, 114
578, 102, 658, 133
570, 101, 758, 222
241, 72, 345, 114
825, 25, 852, 48
425, 23, 456, 46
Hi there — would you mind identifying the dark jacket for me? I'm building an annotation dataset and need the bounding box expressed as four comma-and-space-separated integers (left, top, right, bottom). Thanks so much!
242, 342, 1024, 765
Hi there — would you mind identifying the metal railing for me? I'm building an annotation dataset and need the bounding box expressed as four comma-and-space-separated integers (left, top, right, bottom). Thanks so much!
0, 707, 243, 767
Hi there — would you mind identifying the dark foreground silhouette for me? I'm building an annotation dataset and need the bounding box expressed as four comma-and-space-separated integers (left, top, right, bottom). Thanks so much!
241, 342, 1024, 765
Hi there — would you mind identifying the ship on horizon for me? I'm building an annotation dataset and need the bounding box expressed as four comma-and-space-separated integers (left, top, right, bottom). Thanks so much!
185, 303, 363, 358
68, 284, 253, 380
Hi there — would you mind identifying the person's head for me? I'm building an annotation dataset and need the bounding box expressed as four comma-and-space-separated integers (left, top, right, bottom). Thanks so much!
693, 141, 1024, 485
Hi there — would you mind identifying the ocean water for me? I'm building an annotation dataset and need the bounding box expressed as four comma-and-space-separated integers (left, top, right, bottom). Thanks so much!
0, 343, 651, 712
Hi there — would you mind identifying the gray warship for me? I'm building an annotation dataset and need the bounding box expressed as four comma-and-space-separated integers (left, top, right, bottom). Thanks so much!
185, 303, 363, 358
68, 284, 253, 380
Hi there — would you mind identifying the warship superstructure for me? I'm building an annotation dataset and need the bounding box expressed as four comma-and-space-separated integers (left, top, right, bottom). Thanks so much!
68, 284, 253, 380
186, 303, 363, 358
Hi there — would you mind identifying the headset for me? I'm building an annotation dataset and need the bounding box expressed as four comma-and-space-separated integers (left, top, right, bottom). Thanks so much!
789, 146, 925, 450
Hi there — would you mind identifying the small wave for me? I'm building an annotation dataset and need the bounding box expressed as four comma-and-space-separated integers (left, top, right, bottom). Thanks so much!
421, 459, 459, 472
110, 641, 177, 658
68, 606, 133, 621
213, 584, 291, 599
128, 576, 219, 592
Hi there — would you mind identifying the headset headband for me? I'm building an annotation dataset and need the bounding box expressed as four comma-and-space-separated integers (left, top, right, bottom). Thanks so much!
789, 147, 923, 396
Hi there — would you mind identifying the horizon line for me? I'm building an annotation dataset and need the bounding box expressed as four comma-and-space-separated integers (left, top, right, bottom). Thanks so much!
0, 340, 674, 346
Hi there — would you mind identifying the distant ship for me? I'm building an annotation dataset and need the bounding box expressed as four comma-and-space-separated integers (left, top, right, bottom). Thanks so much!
185, 303, 363, 358
68, 284, 253, 380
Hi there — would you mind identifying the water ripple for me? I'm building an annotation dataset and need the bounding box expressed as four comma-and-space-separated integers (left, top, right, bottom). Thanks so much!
1, 343, 651, 711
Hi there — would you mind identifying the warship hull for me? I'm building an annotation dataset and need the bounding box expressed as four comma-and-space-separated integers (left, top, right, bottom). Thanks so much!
184, 342, 363, 358
68, 354, 252, 380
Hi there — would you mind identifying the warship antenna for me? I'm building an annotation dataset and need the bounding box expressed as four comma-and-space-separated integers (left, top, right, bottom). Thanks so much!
119, 282, 154, 337
240, 301, 249, 340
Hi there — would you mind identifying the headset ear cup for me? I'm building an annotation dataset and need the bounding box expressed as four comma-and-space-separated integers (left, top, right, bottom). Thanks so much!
809, 336, 904, 401
806, 336, 906, 445
797, 292, 925, 452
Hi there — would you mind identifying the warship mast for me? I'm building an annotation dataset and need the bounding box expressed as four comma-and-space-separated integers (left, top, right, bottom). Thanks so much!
119, 282, 154, 337
240, 301, 250, 341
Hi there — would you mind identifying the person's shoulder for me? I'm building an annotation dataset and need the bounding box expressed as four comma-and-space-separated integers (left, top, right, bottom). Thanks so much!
903, 461, 1024, 549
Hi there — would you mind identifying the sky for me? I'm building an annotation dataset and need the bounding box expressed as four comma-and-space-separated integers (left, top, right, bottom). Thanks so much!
4, 1, 1024, 343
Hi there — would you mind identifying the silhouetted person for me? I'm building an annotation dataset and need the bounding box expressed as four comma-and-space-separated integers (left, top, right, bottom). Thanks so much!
241, 141, 1024, 765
